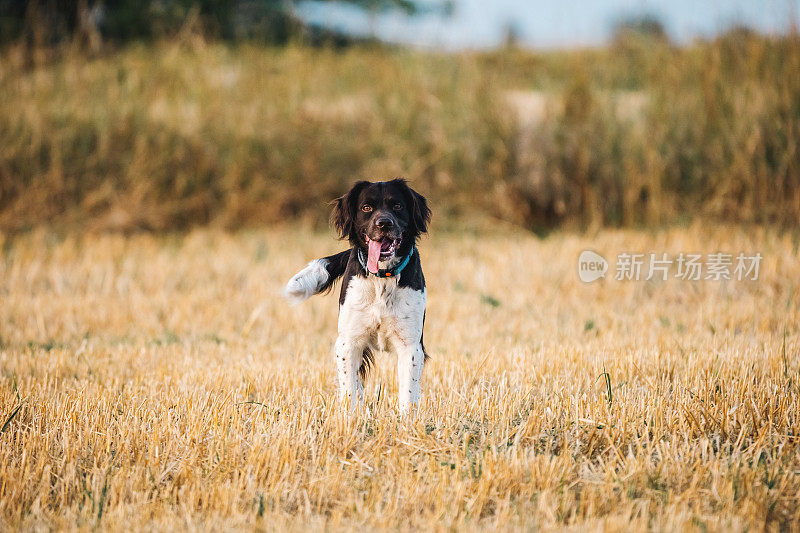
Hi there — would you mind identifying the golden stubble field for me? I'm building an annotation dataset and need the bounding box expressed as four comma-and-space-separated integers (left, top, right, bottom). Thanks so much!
0, 223, 798, 531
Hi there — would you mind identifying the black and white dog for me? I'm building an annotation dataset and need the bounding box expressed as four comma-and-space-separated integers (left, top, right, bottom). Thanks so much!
284, 179, 431, 413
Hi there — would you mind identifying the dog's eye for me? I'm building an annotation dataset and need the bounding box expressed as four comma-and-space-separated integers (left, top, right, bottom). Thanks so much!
392, 203, 403, 211
361, 205, 372, 213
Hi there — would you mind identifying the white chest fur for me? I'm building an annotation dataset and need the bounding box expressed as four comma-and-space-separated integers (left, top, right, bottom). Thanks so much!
338, 275, 426, 349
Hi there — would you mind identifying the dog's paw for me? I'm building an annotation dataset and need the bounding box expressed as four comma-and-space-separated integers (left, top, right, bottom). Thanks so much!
283, 278, 311, 305
283, 259, 329, 305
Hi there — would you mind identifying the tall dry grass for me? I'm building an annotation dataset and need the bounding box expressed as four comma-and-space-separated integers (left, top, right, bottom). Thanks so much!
1, 225, 798, 530
0, 31, 799, 233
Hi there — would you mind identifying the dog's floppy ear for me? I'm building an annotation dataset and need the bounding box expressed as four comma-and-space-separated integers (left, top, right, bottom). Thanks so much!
410, 187, 431, 235
393, 178, 431, 236
331, 180, 371, 240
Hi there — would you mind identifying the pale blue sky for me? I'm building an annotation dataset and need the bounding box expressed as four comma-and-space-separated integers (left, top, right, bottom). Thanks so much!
298, 0, 800, 49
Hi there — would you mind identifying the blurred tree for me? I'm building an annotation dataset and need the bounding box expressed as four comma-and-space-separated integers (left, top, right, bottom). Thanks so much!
611, 13, 670, 46
610, 13, 671, 88
502, 20, 521, 49
0, 0, 450, 47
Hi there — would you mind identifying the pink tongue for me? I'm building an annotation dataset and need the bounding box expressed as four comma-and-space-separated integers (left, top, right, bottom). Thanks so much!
367, 239, 382, 273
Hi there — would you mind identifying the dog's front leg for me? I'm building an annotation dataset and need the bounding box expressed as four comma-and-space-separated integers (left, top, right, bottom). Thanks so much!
397, 343, 425, 414
335, 336, 364, 411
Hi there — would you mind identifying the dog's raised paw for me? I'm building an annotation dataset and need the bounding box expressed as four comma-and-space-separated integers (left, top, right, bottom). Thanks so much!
283, 259, 329, 305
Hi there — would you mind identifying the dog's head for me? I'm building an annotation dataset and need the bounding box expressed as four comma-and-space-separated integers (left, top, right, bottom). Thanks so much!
332, 179, 430, 264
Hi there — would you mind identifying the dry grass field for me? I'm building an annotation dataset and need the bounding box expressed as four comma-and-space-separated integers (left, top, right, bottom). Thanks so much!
1, 223, 798, 530
2, 34, 799, 233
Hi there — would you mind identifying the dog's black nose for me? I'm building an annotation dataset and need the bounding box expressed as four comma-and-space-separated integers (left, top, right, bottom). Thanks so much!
376, 217, 394, 229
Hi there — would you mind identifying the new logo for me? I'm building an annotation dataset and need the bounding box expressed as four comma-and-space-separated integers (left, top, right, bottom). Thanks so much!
578, 250, 608, 282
